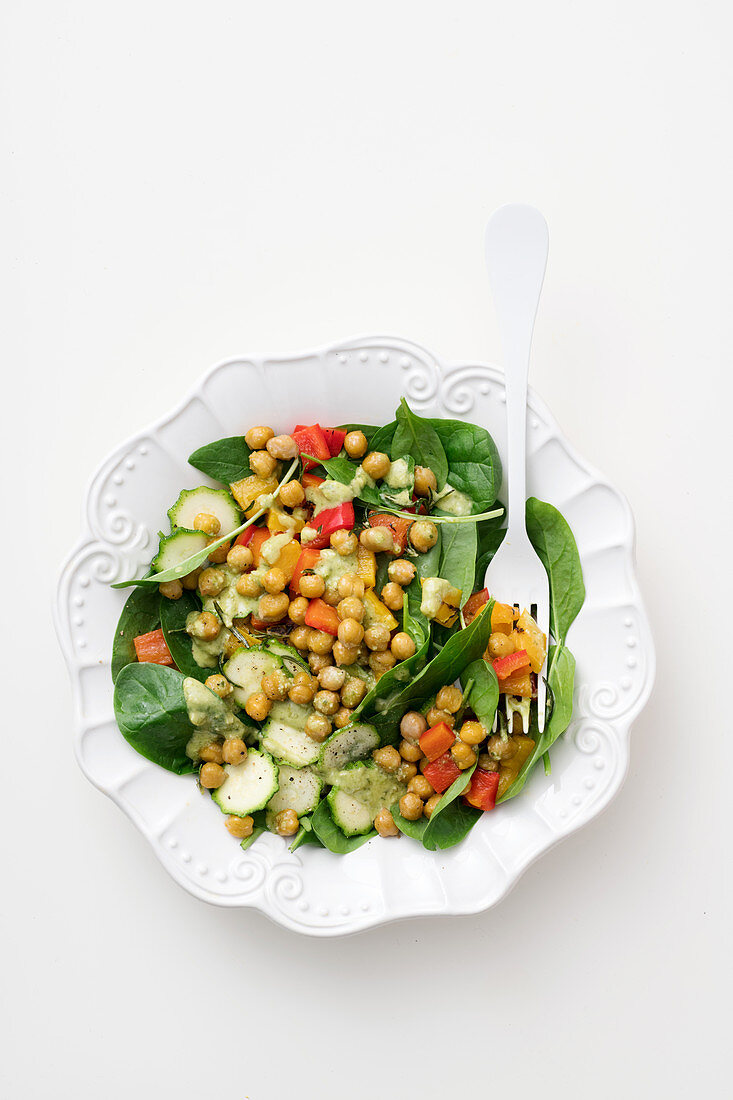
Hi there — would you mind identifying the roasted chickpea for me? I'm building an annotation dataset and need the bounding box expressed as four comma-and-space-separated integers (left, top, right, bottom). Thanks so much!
400, 711, 428, 743
436, 685, 463, 713
193, 512, 221, 536
205, 673, 232, 699
305, 713, 332, 741
244, 692, 272, 722
414, 465, 438, 498
261, 670, 289, 700
188, 612, 221, 641
399, 739, 423, 762
361, 451, 391, 480
424, 794, 441, 819
451, 741, 476, 770
200, 762, 227, 789
381, 581, 404, 611
236, 572, 263, 598
344, 430, 368, 459
337, 573, 365, 599
266, 434, 298, 460
373, 745, 401, 772
275, 809, 299, 836
374, 808, 400, 837
198, 567, 227, 598
290, 625, 312, 650
249, 449, 278, 478
225, 815, 254, 839
488, 734, 518, 761
207, 539, 230, 564
340, 676, 367, 708
227, 544, 254, 572
364, 624, 390, 652
488, 632, 515, 659
308, 652, 332, 673
396, 762, 418, 783
337, 597, 364, 623
319, 665, 346, 692
257, 592, 290, 621
333, 641, 359, 666
309, 630, 334, 655
288, 671, 317, 705
369, 650, 397, 675
279, 479, 305, 508
330, 529, 358, 556
313, 690, 340, 716
459, 720, 486, 746
159, 579, 183, 600
391, 632, 416, 661
426, 706, 455, 729
222, 738, 248, 765
399, 792, 424, 821
181, 567, 202, 591
199, 742, 224, 764
359, 527, 395, 553
409, 520, 438, 553
408, 775, 434, 800
245, 425, 274, 449
288, 596, 309, 625
299, 573, 326, 599
333, 707, 354, 729
337, 618, 364, 647
387, 559, 416, 587
322, 583, 341, 607
262, 567, 287, 594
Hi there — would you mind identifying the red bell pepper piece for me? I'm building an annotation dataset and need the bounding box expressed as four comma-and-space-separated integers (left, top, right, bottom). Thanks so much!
324, 428, 347, 456
419, 721, 456, 762
302, 471, 325, 490
463, 587, 489, 626
133, 629, 174, 667
304, 597, 340, 636
463, 768, 500, 811
367, 512, 411, 555
289, 546, 322, 594
422, 753, 462, 795
247, 526, 271, 566
292, 424, 331, 470
233, 526, 256, 548
493, 649, 530, 681
302, 502, 355, 550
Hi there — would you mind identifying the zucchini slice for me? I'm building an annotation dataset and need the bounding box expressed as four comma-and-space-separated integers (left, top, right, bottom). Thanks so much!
168, 486, 242, 537
153, 529, 209, 575
261, 710, 320, 767
327, 760, 405, 837
262, 639, 310, 675
223, 646, 282, 707
318, 723, 380, 777
267, 766, 322, 816
211, 749, 279, 817
327, 788, 373, 837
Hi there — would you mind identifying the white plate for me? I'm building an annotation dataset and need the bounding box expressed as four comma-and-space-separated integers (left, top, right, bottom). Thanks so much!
54, 335, 655, 936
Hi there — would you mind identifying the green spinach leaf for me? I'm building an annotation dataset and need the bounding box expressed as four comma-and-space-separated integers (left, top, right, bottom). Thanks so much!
188, 436, 251, 485
311, 798, 376, 853
336, 423, 379, 443
111, 587, 161, 683
429, 419, 502, 511
460, 658, 499, 732
422, 765, 481, 850
160, 591, 210, 682
368, 420, 397, 454
438, 518, 478, 606
391, 399, 448, 488
240, 810, 267, 851
113, 663, 196, 774
525, 498, 585, 644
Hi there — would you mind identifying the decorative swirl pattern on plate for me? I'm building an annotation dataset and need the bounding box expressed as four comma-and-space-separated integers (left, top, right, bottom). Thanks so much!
231, 852, 268, 894
440, 365, 497, 415
402, 356, 440, 405
267, 865, 305, 908
578, 680, 642, 723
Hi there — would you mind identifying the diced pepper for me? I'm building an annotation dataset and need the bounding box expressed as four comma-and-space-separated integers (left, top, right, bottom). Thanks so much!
267, 503, 305, 534
304, 597, 340, 636
434, 585, 462, 628
230, 474, 278, 517
233, 527, 256, 548
356, 544, 377, 587
499, 667, 533, 697
267, 539, 302, 583
497, 735, 535, 798
302, 502, 355, 550
493, 649, 530, 681
248, 526, 271, 566
362, 589, 398, 631
292, 424, 331, 470
422, 753, 462, 794
512, 608, 547, 674
367, 512, 411, 555
290, 547, 321, 594
491, 601, 516, 635
463, 588, 489, 626
463, 768, 500, 811
419, 721, 456, 762
302, 471, 325, 490
323, 428, 347, 457
133, 629, 174, 667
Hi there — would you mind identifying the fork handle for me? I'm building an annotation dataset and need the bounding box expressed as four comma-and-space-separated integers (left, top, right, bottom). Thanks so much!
485, 205, 549, 534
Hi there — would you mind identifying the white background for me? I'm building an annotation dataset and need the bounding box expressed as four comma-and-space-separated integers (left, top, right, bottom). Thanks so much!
1, 2, 730, 1097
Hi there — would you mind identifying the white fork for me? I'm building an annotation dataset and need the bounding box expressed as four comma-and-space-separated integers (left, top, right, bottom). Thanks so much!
483, 204, 551, 733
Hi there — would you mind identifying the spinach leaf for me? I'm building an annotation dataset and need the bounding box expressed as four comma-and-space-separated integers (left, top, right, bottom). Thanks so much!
188, 436, 251, 485
498, 645, 576, 802
391, 399, 449, 488
111, 587, 161, 683
460, 658, 499, 732
429, 419, 502, 511
368, 420, 397, 454
160, 591, 210, 682
310, 454, 383, 507
240, 810, 266, 851
525, 498, 585, 644
438, 518, 478, 606
289, 815, 324, 851
113, 663, 196, 774
336, 423, 379, 443
422, 766, 481, 851
311, 798, 376, 853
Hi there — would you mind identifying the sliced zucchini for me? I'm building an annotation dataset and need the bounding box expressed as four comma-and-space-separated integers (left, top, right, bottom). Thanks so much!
327, 760, 405, 836
267, 700, 311, 731
261, 712, 320, 767
318, 723, 380, 778
262, 639, 310, 674
153, 529, 209, 575
267, 766, 322, 816
327, 788, 373, 837
224, 645, 282, 706
211, 749, 279, 817
168, 486, 242, 537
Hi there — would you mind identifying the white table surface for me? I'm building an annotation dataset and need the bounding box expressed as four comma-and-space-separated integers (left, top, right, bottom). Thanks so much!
2, 2, 730, 1097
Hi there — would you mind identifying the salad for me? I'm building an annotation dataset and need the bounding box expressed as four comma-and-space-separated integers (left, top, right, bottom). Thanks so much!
111, 400, 584, 854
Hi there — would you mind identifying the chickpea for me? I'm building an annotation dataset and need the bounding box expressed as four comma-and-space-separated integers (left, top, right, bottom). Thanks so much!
381, 581, 404, 611
359, 527, 395, 554
333, 707, 354, 729
266, 434, 298, 460
337, 596, 364, 622
299, 573, 325, 599
257, 592, 290, 621
488, 735, 518, 761
207, 539, 231, 564
424, 794, 441, 819
488, 632, 515, 659
319, 665, 346, 692
361, 451, 391, 480
399, 739, 423, 762
313, 690, 340, 716
275, 809, 299, 837
409, 520, 439, 553
305, 713, 332, 742
340, 676, 367, 708
198, 567, 227, 598
249, 449, 278, 478
333, 641, 359, 666
330, 529, 358, 556
244, 692, 272, 722
227, 544, 254, 572
322, 583, 341, 607
193, 512, 221, 536
309, 630, 334, 655
337, 573, 365, 599
399, 792, 424, 821
373, 745, 401, 773
189, 612, 221, 641
200, 762, 227, 789
181, 567, 202, 591
205, 673, 232, 699
337, 618, 364, 647
279, 480, 305, 507
290, 625, 312, 650
159, 579, 183, 600
426, 706, 455, 729
261, 670, 289, 700
391, 632, 416, 661
364, 624, 390, 652
222, 738, 248, 765
287, 596, 309, 624
396, 762, 418, 783
408, 775, 434, 800
374, 808, 400, 837
387, 559, 416, 587
414, 465, 438, 498
225, 814, 254, 839
400, 711, 428, 743
308, 652, 333, 673
478, 752, 499, 772
344, 430, 368, 459
199, 742, 224, 764
288, 671, 317, 705
236, 573, 263, 598
459, 720, 486, 746
369, 650, 397, 675
436, 685, 463, 713
245, 425, 274, 449
451, 741, 476, 770
262, 567, 287, 594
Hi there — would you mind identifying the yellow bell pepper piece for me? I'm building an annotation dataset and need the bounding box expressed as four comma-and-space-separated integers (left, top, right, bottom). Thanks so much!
362, 589, 398, 631
266, 503, 305, 535
497, 734, 535, 799
269, 539, 302, 583
230, 475, 278, 518
356, 545, 377, 588
491, 601, 516, 635
434, 585, 462, 627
